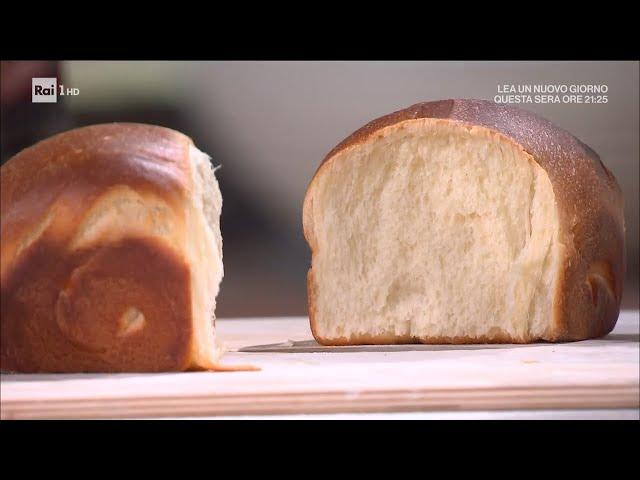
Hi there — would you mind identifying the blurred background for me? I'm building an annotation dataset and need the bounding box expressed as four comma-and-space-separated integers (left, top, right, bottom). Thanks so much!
1, 61, 638, 316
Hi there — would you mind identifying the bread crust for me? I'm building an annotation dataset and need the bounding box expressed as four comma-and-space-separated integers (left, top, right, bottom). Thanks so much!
1, 124, 207, 372
303, 100, 625, 344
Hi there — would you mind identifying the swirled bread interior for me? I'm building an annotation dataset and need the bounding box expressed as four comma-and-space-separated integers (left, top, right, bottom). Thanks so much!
0, 125, 225, 372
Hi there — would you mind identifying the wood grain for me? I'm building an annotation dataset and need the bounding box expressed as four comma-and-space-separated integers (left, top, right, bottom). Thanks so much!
1, 311, 638, 419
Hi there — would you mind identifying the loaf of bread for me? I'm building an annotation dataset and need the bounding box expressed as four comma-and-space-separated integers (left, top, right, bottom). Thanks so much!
303, 99, 625, 344
1, 124, 227, 372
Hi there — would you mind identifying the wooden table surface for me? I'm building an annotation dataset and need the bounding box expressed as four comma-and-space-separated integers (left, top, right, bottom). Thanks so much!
2, 311, 638, 420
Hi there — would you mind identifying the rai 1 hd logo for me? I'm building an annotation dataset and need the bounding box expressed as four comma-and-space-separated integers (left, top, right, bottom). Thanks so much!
32, 78, 80, 103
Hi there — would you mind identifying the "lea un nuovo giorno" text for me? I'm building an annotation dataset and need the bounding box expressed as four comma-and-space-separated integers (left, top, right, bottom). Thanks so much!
494, 84, 608, 104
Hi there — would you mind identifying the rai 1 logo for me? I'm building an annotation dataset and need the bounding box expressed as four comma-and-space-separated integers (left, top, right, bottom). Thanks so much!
32, 78, 80, 103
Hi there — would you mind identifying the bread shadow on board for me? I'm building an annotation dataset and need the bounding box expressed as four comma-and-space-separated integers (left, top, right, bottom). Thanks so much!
239, 340, 542, 353
545, 332, 639, 347
587, 333, 639, 343
239, 333, 638, 353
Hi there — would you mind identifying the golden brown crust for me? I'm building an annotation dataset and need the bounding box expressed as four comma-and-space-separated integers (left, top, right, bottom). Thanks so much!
1, 237, 193, 372
304, 100, 625, 344
0, 124, 204, 372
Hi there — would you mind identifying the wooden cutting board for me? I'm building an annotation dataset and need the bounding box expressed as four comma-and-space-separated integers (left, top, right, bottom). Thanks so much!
2, 311, 638, 419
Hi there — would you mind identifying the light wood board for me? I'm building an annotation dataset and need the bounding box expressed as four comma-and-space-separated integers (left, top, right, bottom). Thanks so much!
2, 311, 638, 419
